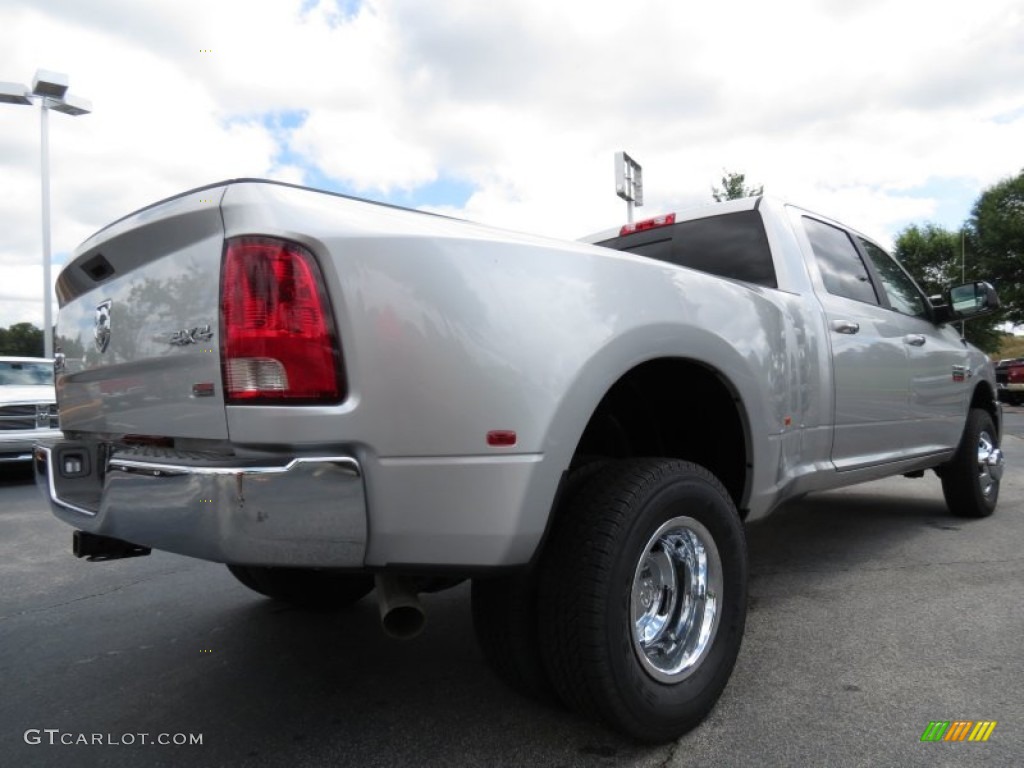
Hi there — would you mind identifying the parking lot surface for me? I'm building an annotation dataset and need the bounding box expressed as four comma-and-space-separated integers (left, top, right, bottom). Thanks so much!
1, 432, 1021, 767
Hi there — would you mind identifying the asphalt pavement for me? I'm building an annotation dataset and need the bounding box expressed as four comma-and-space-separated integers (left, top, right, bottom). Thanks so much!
0, 434, 1021, 768
1001, 403, 1024, 438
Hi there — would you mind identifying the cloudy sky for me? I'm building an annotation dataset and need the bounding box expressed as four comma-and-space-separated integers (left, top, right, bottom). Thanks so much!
1, 0, 1022, 329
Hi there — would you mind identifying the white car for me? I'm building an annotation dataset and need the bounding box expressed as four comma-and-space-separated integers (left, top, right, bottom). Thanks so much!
0, 357, 61, 463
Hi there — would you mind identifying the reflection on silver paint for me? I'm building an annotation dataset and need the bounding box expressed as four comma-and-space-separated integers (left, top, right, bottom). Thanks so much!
785, 203, 981, 469
93, 299, 111, 353
44, 181, 1001, 569
55, 189, 227, 440
35, 444, 367, 567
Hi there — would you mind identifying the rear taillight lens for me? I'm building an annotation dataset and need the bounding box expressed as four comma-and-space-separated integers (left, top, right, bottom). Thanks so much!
220, 236, 344, 404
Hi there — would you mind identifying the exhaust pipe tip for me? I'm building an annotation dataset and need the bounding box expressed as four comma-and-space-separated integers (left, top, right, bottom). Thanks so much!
382, 604, 426, 639
375, 573, 426, 639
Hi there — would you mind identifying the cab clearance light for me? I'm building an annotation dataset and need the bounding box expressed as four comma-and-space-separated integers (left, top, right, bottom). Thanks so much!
619, 213, 676, 237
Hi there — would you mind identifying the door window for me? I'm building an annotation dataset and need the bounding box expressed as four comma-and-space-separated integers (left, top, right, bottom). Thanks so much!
803, 217, 879, 305
857, 238, 928, 318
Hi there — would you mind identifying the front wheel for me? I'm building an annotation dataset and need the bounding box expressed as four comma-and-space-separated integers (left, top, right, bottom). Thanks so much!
941, 407, 1003, 518
538, 459, 748, 743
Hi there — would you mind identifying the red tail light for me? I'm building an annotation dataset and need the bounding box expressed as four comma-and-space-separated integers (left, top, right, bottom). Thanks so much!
220, 236, 344, 404
619, 213, 676, 236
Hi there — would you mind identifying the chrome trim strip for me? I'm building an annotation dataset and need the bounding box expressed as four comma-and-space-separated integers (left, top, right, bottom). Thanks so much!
378, 453, 543, 466
0, 452, 34, 463
108, 455, 361, 478
34, 444, 98, 518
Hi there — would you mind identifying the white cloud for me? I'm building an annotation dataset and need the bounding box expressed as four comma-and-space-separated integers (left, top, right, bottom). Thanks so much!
291, 109, 438, 192
0, 0, 1022, 329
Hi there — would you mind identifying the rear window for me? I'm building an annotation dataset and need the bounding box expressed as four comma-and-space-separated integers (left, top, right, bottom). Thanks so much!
597, 210, 777, 288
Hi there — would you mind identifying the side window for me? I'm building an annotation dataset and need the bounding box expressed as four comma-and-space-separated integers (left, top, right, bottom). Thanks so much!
857, 238, 928, 318
802, 217, 879, 305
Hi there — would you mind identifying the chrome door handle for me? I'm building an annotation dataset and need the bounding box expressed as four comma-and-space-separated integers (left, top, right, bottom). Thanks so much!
903, 334, 926, 346
830, 320, 860, 335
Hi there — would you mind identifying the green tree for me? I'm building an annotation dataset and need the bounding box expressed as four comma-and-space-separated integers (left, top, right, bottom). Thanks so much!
0, 323, 44, 357
969, 169, 1024, 325
893, 224, 1002, 352
712, 170, 763, 202
893, 223, 963, 295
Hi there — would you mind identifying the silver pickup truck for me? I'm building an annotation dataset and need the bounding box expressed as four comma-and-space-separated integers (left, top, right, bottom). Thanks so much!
35, 179, 1003, 742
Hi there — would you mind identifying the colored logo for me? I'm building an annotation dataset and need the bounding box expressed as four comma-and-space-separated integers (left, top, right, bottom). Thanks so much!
920, 721, 997, 742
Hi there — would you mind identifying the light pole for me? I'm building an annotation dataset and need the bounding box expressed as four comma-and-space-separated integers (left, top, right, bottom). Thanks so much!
0, 70, 91, 359
615, 151, 643, 226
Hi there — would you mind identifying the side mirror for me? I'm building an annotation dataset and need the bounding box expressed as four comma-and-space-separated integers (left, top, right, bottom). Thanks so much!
946, 281, 1000, 321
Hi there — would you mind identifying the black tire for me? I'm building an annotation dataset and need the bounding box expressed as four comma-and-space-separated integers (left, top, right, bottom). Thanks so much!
537, 459, 748, 743
471, 461, 610, 702
941, 408, 1002, 518
227, 565, 374, 610
472, 570, 553, 700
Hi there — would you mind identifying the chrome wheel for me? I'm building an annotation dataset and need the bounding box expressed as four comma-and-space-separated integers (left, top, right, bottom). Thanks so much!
942, 408, 1001, 519
538, 459, 747, 742
631, 516, 723, 683
976, 430, 1004, 500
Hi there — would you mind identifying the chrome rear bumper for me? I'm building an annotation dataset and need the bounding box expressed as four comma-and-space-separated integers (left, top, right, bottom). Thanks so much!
0, 426, 62, 462
34, 443, 368, 568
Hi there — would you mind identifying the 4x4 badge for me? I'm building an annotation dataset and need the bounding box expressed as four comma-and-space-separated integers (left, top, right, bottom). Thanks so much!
168, 325, 214, 346
94, 299, 112, 353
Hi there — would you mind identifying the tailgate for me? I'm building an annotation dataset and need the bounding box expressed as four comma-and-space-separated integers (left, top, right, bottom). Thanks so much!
55, 186, 228, 439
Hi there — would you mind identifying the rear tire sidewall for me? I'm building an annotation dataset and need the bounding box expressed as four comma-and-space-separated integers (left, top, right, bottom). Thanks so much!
600, 469, 747, 740
471, 460, 612, 702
